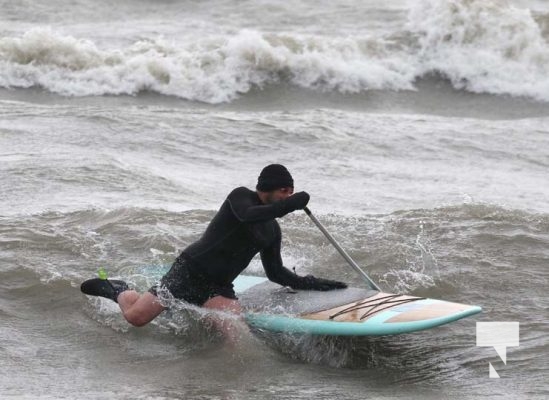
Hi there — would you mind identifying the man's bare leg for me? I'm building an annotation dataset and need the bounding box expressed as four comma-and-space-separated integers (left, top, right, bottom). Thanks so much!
203, 295, 241, 314
202, 295, 243, 343
117, 291, 166, 327
113, 290, 242, 338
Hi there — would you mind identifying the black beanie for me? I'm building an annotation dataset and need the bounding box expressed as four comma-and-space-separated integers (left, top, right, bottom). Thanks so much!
256, 164, 294, 192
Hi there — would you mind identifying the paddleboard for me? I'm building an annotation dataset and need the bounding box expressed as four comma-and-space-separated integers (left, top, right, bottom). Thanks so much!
142, 266, 481, 336
235, 275, 481, 336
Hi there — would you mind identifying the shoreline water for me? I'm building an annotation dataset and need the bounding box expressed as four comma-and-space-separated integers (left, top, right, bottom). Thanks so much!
1, 1, 548, 399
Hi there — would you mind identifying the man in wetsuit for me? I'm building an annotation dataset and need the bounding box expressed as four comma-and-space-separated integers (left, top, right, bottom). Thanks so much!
81, 164, 347, 327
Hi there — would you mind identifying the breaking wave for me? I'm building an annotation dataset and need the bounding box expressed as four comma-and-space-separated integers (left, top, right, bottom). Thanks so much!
0, 0, 548, 103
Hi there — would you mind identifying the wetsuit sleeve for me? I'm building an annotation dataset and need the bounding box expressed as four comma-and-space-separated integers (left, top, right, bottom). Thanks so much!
260, 222, 348, 291
260, 222, 306, 288
227, 187, 287, 223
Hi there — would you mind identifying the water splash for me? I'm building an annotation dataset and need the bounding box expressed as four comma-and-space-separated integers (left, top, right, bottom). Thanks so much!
254, 331, 358, 368
380, 221, 439, 293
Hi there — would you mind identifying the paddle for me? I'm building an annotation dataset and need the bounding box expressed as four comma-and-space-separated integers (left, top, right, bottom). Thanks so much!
303, 207, 381, 291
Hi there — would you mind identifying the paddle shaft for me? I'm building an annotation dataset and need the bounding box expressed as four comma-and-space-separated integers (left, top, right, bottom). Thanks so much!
303, 207, 381, 291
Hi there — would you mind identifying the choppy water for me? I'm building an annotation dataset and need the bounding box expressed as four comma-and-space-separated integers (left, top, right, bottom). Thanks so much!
1, 1, 548, 399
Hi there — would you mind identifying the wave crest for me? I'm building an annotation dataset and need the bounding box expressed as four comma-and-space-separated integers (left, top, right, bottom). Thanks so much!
409, 0, 549, 100
1, 0, 548, 103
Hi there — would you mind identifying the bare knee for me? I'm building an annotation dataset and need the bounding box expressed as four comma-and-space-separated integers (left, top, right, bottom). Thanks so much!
125, 293, 165, 327
203, 296, 242, 315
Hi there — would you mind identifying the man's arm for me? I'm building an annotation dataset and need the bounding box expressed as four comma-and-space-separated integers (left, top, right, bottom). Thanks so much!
227, 187, 309, 223
260, 223, 347, 291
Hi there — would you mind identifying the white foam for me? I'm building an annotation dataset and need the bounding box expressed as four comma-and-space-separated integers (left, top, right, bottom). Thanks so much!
408, 0, 549, 101
0, 28, 415, 102
1, 0, 548, 103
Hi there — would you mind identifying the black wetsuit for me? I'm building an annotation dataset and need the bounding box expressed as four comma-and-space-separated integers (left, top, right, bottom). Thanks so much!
151, 187, 307, 305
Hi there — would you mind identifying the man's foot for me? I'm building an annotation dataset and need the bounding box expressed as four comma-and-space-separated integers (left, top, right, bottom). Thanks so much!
80, 278, 129, 303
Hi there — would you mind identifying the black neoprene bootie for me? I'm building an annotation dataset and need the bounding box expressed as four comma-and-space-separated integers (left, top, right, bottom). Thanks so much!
80, 278, 129, 303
